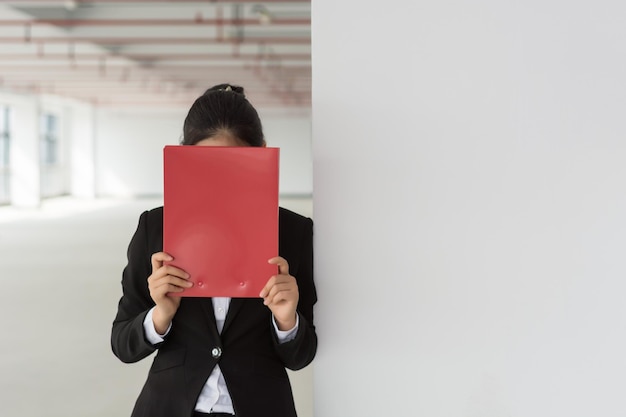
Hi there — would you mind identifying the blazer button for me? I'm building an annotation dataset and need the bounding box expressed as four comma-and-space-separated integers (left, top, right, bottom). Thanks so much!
211, 347, 222, 359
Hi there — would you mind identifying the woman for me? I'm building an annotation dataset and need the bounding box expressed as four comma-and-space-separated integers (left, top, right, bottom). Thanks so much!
111, 84, 317, 417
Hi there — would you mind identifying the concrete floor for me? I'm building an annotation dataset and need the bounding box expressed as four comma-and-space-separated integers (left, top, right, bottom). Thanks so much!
0, 197, 313, 417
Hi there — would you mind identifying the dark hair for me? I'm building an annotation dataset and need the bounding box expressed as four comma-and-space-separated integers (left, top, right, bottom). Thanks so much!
181, 83, 265, 147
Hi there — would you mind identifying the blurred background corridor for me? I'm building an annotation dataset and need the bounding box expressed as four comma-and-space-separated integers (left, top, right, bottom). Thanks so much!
0, 1, 313, 416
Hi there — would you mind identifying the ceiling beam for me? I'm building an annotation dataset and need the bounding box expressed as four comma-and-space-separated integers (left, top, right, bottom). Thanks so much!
0, 53, 311, 60
0, 37, 310, 45
3, 0, 309, 4
0, 18, 311, 26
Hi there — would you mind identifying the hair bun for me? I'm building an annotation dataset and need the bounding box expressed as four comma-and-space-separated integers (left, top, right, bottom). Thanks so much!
204, 83, 245, 97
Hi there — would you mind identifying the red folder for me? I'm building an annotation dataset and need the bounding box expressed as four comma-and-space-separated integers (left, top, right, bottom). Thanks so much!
163, 145, 279, 297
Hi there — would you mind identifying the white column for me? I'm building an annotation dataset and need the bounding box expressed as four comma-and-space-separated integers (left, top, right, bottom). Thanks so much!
10, 96, 40, 208
312, 1, 626, 416
70, 102, 96, 198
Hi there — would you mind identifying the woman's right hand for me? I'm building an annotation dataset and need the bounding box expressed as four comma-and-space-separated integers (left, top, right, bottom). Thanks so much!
147, 252, 192, 334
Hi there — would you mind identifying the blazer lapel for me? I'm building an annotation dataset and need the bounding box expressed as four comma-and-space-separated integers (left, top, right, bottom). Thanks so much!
222, 298, 244, 335
198, 298, 221, 340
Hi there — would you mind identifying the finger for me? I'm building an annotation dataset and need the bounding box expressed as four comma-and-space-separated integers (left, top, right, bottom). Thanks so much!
271, 274, 296, 284
259, 275, 276, 298
265, 288, 297, 306
266, 283, 294, 300
152, 281, 190, 297
263, 283, 297, 305
159, 283, 186, 294
160, 265, 190, 279
164, 274, 194, 288
268, 256, 289, 276
148, 266, 189, 286
151, 252, 173, 272
260, 273, 297, 298
152, 274, 193, 288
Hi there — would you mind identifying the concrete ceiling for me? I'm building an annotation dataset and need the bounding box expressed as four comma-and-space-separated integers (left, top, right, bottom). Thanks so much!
0, 0, 311, 111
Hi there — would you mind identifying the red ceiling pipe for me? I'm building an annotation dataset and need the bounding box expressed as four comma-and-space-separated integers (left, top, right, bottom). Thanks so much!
0, 18, 311, 26
4, 0, 309, 3
0, 37, 310, 44
0, 53, 311, 60
4, 0, 311, 6
0, 64, 311, 71
216, 5, 224, 41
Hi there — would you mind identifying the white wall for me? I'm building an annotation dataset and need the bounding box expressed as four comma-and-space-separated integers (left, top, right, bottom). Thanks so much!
96, 109, 312, 197
7, 94, 40, 207
95, 109, 184, 197
70, 102, 96, 198
262, 113, 313, 196
312, 1, 626, 416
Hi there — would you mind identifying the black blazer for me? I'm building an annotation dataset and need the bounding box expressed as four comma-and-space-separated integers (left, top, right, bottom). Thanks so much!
111, 207, 317, 417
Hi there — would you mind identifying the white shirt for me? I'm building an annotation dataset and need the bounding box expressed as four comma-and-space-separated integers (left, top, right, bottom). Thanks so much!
143, 297, 299, 414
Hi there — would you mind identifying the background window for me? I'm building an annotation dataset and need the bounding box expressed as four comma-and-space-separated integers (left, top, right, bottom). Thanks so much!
0, 106, 9, 167
0, 106, 10, 204
40, 113, 59, 165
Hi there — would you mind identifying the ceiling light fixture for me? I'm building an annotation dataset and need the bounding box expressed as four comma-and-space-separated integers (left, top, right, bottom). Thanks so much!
64, 1, 78, 11
251, 4, 272, 25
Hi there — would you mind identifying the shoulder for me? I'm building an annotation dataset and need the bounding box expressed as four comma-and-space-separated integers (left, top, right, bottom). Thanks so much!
146, 205, 163, 220
278, 207, 313, 251
136, 206, 163, 225
279, 206, 312, 227
134, 206, 164, 248
278, 208, 313, 275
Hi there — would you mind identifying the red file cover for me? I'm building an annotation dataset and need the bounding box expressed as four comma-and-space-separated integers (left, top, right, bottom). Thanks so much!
163, 145, 279, 297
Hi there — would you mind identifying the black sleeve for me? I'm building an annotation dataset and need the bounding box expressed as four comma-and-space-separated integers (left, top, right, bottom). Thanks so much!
273, 217, 318, 370
110, 211, 159, 363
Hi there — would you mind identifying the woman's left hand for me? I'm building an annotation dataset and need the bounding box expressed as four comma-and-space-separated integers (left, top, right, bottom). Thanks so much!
261, 257, 299, 331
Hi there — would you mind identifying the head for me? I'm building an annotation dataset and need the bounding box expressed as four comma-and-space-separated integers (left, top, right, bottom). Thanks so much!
182, 83, 265, 147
